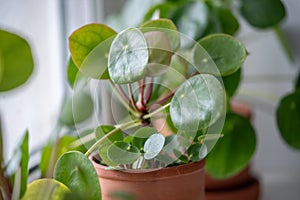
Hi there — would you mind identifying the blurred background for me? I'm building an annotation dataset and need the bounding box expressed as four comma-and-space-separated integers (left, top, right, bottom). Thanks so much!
0, 0, 299, 199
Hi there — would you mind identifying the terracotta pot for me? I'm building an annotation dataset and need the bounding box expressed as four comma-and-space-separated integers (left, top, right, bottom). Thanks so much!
206, 177, 260, 200
205, 166, 252, 190
91, 156, 205, 200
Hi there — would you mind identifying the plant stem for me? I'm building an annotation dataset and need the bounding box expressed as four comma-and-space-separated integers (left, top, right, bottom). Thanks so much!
69, 132, 95, 149
128, 84, 139, 112
0, 168, 12, 200
116, 84, 130, 103
144, 77, 154, 104
85, 119, 141, 156
154, 92, 175, 106
198, 134, 224, 143
137, 78, 146, 110
109, 81, 139, 117
143, 103, 170, 119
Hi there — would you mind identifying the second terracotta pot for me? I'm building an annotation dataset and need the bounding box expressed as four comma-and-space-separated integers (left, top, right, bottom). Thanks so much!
91, 157, 205, 200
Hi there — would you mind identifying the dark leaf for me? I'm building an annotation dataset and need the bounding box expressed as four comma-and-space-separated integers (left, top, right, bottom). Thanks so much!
206, 112, 256, 178
276, 89, 300, 149
240, 0, 286, 28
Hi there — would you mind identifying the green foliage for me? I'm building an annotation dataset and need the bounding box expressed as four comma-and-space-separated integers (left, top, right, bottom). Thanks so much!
206, 112, 256, 178
187, 143, 203, 162
22, 179, 70, 200
69, 24, 116, 79
143, 133, 165, 160
40, 135, 86, 178
0, 30, 34, 91
107, 141, 141, 165
108, 28, 148, 84
222, 68, 241, 97
59, 91, 93, 127
240, 0, 286, 28
170, 74, 226, 131
67, 58, 79, 88
197, 34, 247, 76
276, 89, 300, 149
215, 6, 239, 36
6, 132, 29, 199
95, 125, 124, 166
54, 151, 101, 200
132, 127, 157, 151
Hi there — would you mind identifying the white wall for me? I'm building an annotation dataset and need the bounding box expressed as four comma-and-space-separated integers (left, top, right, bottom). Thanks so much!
0, 0, 64, 161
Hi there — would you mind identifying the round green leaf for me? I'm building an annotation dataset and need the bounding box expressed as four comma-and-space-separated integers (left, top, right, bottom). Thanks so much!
240, 0, 286, 28
197, 34, 247, 76
69, 24, 116, 79
0, 30, 34, 91
54, 151, 101, 200
143, 133, 165, 160
108, 28, 148, 84
140, 18, 180, 51
107, 141, 140, 165
98, 145, 119, 167
276, 89, 300, 149
22, 179, 70, 200
170, 74, 226, 131
217, 7, 239, 35
132, 127, 157, 151
222, 68, 241, 97
206, 112, 256, 179
95, 125, 124, 166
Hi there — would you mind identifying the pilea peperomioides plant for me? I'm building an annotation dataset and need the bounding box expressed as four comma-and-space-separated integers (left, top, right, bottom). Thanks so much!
54, 17, 247, 183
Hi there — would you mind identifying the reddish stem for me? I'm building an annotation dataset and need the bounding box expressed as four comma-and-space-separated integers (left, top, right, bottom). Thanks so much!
144, 77, 154, 104
137, 78, 146, 111
128, 84, 139, 112
153, 91, 175, 106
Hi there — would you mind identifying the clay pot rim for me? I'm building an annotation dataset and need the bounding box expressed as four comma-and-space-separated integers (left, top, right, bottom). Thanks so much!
90, 155, 205, 181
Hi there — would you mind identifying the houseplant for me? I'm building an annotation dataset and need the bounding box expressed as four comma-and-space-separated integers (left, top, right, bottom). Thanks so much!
46, 16, 247, 199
